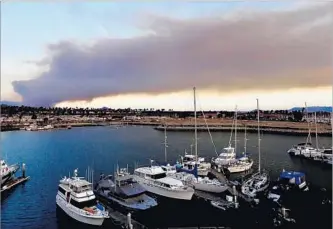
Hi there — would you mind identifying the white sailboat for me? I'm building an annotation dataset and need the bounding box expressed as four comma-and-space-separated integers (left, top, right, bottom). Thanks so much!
56, 169, 109, 226
226, 126, 253, 173
169, 87, 228, 193
213, 109, 238, 166
177, 87, 211, 176
241, 99, 270, 198
287, 103, 323, 157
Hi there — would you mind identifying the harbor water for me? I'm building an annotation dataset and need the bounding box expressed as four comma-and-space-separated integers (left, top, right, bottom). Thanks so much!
1, 126, 332, 229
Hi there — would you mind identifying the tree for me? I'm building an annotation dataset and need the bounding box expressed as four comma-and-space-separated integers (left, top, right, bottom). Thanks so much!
292, 111, 303, 122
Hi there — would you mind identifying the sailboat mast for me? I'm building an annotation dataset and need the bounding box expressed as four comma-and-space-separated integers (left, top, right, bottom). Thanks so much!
257, 99, 261, 173
305, 102, 312, 145
193, 87, 198, 161
244, 126, 247, 154
164, 125, 168, 163
235, 106, 238, 154
315, 112, 319, 150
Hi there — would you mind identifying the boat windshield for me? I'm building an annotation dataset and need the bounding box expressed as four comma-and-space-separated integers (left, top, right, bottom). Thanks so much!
150, 173, 167, 179
70, 198, 96, 209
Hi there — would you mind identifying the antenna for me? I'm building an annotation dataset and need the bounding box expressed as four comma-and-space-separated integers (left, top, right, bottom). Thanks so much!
257, 99, 261, 173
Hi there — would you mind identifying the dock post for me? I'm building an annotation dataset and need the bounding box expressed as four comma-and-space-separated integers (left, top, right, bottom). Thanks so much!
127, 212, 133, 229
281, 207, 286, 218
22, 163, 26, 178
232, 185, 236, 195
234, 192, 239, 209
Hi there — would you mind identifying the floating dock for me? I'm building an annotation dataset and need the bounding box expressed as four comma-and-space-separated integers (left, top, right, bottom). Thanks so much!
209, 168, 255, 204
1, 176, 30, 193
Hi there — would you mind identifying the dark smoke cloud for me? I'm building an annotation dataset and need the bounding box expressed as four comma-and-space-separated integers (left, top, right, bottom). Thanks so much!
12, 3, 333, 106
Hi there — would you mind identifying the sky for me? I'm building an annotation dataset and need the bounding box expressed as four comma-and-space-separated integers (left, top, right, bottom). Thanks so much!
1, 1, 332, 111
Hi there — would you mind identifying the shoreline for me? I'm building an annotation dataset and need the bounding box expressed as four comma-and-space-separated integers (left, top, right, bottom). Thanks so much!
1, 118, 331, 137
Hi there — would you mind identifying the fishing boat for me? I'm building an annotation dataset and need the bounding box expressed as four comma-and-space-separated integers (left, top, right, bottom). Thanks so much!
267, 170, 309, 202
94, 167, 157, 210
226, 125, 253, 173
241, 99, 270, 198
1, 160, 20, 186
56, 169, 109, 226
133, 160, 194, 200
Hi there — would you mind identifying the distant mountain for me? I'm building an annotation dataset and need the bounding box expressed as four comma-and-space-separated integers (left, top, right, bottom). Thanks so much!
0, 100, 22, 106
290, 106, 332, 112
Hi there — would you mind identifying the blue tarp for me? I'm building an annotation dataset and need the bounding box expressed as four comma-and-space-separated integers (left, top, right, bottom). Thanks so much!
176, 164, 198, 178
279, 171, 305, 185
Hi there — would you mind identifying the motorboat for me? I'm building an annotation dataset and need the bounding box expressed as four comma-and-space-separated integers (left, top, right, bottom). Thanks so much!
133, 161, 194, 200
94, 167, 157, 210
267, 170, 309, 202
56, 169, 109, 226
1, 160, 20, 186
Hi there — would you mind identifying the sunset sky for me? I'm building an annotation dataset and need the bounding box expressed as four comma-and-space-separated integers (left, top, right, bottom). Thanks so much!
2, 2, 332, 111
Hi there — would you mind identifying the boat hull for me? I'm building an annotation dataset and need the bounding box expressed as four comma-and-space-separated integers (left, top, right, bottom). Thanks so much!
193, 183, 228, 193
227, 161, 253, 173
134, 177, 194, 200
56, 195, 105, 226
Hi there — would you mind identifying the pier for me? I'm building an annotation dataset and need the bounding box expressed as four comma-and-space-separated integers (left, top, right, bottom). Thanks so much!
208, 168, 255, 204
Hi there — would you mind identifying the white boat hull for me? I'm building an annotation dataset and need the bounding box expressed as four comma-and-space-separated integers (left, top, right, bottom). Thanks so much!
134, 177, 194, 200
56, 195, 105, 226
227, 161, 253, 173
193, 183, 228, 193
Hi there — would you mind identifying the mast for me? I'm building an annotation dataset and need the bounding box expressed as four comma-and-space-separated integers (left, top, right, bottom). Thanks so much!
164, 125, 168, 163
257, 99, 261, 173
244, 125, 247, 155
315, 112, 319, 150
235, 106, 238, 153
305, 102, 312, 145
193, 87, 198, 161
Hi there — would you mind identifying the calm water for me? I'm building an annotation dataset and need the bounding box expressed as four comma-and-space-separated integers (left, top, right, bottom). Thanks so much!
1, 126, 332, 229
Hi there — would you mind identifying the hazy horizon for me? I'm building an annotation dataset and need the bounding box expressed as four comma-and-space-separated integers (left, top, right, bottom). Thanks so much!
2, 2, 332, 110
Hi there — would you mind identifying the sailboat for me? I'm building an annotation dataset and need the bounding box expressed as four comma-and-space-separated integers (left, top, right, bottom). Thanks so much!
177, 87, 211, 176
169, 87, 228, 193
241, 99, 270, 198
212, 108, 238, 167
287, 103, 323, 157
226, 125, 253, 173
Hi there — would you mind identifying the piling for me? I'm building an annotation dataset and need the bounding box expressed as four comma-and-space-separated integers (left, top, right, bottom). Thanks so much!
22, 163, 26, 178
127, 213, 133, 229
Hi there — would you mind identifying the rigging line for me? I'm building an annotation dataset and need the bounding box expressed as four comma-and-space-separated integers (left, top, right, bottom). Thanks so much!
228, 113, 235, 147
196, 96, 218, 157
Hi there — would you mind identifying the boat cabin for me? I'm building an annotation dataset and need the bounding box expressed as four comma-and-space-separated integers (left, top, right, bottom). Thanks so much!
218, 147, 235, 158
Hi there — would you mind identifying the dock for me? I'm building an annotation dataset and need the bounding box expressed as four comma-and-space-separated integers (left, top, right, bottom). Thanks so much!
209, 168, 255, 204
1, 176, 30, 193
98, 198, 147, 229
